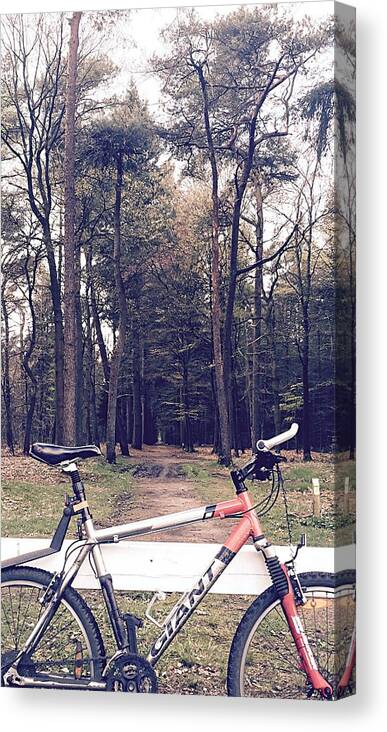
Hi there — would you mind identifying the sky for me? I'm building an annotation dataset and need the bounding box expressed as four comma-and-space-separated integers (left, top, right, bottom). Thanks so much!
82, 2, 333, 118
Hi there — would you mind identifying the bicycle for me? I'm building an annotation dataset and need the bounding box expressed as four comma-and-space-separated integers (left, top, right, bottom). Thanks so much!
1, 423, 355, 699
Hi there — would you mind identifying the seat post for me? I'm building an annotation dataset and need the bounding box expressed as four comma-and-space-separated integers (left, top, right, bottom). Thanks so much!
62, 461, 88, 508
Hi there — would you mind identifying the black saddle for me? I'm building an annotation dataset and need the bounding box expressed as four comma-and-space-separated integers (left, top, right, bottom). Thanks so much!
30, 443, 102, 466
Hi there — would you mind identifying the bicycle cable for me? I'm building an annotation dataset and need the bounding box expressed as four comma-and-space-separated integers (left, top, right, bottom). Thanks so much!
227, 468, 281, 519
280, 468, 295, 552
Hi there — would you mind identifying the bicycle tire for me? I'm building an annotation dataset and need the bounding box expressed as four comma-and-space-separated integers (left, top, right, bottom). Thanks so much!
1, 566, 106, 684
227, 570, 355, 700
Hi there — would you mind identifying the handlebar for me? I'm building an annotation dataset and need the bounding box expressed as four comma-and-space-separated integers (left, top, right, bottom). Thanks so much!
256, 422, 299, 452
233, 423, 299, 488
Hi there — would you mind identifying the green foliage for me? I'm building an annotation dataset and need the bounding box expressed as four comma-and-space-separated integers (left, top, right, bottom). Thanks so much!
301, 81, 355, 161
1, 5, 355, 460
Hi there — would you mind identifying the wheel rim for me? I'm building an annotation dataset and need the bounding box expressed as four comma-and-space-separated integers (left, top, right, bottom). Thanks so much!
1, 579, 95, 681
239, 582, 355, 699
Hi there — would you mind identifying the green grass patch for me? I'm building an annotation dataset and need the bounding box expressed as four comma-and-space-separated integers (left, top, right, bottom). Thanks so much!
182, 457, 355, 547
335, 458, 356, 491
85, 588, 252, 695
2, 480, 67, 537
179, 461, 220, 483
2, 456, 135, 538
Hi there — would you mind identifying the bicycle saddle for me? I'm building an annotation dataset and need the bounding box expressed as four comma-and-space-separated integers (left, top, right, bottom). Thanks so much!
30, 443, 102, 466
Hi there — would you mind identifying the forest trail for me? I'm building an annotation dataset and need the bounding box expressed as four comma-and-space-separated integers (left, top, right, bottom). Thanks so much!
2, 444, 355, 547
108, 445, 238, 544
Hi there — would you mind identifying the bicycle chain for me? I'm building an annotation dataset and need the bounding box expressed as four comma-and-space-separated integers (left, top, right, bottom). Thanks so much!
24, 656, 105, 669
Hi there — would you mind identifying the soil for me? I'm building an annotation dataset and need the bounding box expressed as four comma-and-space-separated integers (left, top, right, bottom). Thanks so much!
107, 445, 238, 543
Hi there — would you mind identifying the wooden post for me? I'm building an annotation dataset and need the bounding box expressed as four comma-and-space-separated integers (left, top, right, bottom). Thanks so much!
344, 476, 350, 513
312, 478, 321, 518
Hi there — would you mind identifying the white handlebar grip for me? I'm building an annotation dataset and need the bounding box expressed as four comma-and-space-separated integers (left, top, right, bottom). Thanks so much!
257, 422, 299, 451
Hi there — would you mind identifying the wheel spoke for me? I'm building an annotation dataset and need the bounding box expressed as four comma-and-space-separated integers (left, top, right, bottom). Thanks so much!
1, 576, 99, 683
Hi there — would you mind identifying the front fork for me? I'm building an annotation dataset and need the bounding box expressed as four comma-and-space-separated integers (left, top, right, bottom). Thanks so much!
337, 626, 356, 697
254, 538, 333, 699
280, 566, 333, 698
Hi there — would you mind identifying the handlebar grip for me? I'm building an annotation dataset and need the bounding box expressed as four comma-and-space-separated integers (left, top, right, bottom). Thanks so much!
257, 422, 299, 451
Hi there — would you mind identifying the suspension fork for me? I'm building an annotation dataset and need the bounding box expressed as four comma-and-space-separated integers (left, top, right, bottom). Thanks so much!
337, 626, 356, 696
280, 565, 333, 698
253, 538, 333, 697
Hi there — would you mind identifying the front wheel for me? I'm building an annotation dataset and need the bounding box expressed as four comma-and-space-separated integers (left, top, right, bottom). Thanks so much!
227, 570, 355, 700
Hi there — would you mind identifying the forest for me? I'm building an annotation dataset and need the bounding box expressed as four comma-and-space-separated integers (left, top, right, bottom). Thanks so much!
1, 4, 356, 466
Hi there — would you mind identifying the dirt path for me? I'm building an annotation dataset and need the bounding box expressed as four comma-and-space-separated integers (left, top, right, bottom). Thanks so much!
108, 445, 238, 544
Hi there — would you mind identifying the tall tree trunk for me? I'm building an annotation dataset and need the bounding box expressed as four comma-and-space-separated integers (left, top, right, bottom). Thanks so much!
209, 366, 220, 454
63, 11, 81, 446
90, 354, 100, 447
251, 177, 264, 449
86, 247, 110, 385
1, 294, 15, 454
182, 357, 194, 453
348, 233, 356, 460
302, 311, 312, 461
75, 244, 84, 443
84, 316, 92, 444
223, 197, 241, 426
196, 63, 231, 465
294, 209, 313, 463
106, 152, 128, 463
132, 326, 142, 450
231, 369, 240, 456
143, 380, 157, 445
23, 390, 37, 455
267, 300, 281, 438
84, 248, 100, 446
222, 111, 262, 439
84, 274, 97, 444
22, 250, 39, 454
45, 229, 64, 444
117, 397, 129, 456
127, 388, 133, 444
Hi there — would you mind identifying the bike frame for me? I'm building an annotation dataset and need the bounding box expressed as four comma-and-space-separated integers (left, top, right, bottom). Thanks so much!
3, 462, 351, 696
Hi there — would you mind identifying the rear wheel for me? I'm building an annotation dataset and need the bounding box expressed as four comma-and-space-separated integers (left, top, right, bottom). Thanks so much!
227, 571, 355, 700
1, 566, 105, 685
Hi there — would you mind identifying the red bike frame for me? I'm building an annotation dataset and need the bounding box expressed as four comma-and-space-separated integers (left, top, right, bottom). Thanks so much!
209, 490, 335, 697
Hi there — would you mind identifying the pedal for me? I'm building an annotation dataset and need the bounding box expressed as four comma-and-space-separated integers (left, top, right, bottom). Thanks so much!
74, 640, 83, 679
145, 591, 167, 628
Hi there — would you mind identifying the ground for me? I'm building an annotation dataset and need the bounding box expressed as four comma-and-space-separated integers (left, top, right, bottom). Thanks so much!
1, 444, 356, 697
1, 443, 356, 545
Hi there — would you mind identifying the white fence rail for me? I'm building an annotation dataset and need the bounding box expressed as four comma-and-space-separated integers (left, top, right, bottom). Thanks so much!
1, 538, 355, 595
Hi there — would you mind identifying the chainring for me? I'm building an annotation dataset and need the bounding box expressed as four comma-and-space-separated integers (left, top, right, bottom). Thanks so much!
104, 653, 158, 693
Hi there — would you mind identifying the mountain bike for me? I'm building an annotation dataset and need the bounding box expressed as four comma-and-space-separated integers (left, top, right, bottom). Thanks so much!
1, 423, 355, 699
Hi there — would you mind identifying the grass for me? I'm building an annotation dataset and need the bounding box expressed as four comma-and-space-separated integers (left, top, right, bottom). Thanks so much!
1, 456, 135, 537
1, 449, 355, 546
179, 461, 220, 484
176, 454, 355, 547
85, 588, 253, 695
